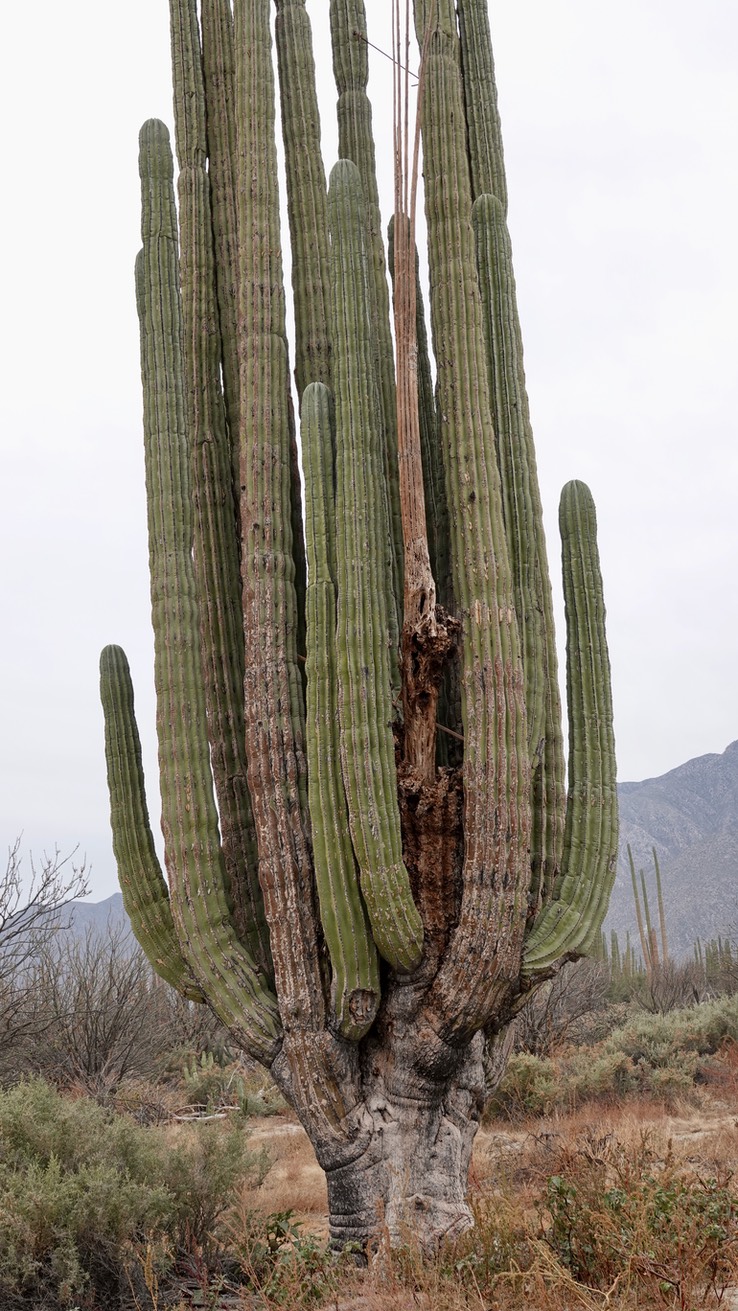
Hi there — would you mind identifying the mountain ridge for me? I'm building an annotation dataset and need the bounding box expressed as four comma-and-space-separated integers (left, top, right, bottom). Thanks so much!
607, 739, 738, 958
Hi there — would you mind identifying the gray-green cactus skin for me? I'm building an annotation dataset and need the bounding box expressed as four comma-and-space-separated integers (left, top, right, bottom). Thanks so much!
100, 0, 618, 1250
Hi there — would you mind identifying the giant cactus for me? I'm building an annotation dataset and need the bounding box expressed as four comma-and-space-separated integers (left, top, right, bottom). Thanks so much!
100, 0, 617, 1250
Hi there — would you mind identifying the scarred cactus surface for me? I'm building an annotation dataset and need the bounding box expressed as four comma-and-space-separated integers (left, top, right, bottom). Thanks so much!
100, 0, 617, 1250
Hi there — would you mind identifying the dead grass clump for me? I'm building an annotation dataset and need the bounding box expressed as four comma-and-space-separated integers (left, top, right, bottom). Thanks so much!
700, 1037, 738, 1103
532, 1126, 738, 1306
218, 1104, 738, 1310
239, 1119, 329, 1227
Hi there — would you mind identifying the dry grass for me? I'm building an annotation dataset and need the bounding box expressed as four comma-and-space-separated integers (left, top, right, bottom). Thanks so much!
241, 1115, 329, 1231
223, 1089, 738, 1311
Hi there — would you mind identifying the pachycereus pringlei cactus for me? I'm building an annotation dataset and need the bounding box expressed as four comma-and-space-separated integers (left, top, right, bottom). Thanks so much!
100, 0, 617, 1251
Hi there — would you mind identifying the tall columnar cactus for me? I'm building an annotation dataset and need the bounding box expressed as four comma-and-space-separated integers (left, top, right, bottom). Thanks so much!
100, 0, 618, 1250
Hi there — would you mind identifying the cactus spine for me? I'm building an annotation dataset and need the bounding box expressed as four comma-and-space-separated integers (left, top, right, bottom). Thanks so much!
100, 0, 618, 1249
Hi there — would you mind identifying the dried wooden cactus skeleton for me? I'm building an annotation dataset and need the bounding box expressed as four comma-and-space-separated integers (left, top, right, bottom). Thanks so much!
99, 0, 618, 1250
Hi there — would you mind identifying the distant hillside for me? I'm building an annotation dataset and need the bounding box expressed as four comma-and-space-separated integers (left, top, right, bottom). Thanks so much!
607, 740, 738, 958
60, 892, 129, 939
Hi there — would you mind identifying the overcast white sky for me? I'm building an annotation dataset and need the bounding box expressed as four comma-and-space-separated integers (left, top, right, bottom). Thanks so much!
1, 1, 736, 899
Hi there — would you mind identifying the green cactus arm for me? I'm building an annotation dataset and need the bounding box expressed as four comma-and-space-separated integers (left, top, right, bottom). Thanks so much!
302, 381, 380, 1038
329, 0, 402, 687
275, 0, 331, 400
471, 192, 565, 915
653, 847, 669, 964
523, 481, 618, 971
456, 0, 508, 213
627, 842, 650, 968
136, 118, 281, 1063
234, 0, 326, 1030
200, 0, 241, 475
269, 0, 319, 670
329, 159, 423, 974
169, 0, 272, 979
412, 0, 530, 1040
99, 644, 204, 1002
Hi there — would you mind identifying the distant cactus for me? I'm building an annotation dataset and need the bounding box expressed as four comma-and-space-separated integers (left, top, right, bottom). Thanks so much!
628, 844, 669, 975
99, 0, 617, 1250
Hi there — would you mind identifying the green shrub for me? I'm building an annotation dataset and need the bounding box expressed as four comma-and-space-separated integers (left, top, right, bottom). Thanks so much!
488, 997, 738, 1121
604, 995, 738, 1068
540, 1134, 738, 1303
558, 1048, 637, 1106
228, 1208, 345, 1308
0, 1077, 269, 1308
485, 1053, 559, 1119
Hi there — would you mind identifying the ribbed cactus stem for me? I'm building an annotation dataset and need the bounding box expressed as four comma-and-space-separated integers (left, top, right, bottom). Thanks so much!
234, 0, 324, 1030
413, 0, 530, 1038
169, 0, 271, 978
199, 0, 240, 475
136, 119, 280, 1062
275, 0, 331, 400
302, 382, 380, 1038
269, 0, 319, 674
330, 0, 403, 683
99, 644, 204, 1003
457, 0, 508, 212
523, 482, 618, 970
471, 192, 565, 914
329, 159, 423, 974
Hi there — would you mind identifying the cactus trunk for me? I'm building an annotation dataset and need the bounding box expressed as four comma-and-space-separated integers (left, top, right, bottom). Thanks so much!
100, 0, 618, 1249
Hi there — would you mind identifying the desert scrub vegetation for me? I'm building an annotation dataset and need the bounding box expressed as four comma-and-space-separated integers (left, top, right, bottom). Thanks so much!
216, 1115, 738, 1311
2, 1020, 738, 1307
0, 1077, 269, 1309
488, 993, 738, 1120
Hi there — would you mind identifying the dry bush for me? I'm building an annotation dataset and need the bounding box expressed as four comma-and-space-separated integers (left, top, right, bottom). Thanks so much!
218, 1100, 738, 1311
28, 925, 171, 1098
13, 923, 250, 1104
512, 960, 612, 1058
633, 958, 712, 1014
0, 841, 87, 1074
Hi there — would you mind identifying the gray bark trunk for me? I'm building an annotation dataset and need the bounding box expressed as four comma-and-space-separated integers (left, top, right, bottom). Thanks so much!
321, 1030, 486, 1251
271, 991, 490, 1248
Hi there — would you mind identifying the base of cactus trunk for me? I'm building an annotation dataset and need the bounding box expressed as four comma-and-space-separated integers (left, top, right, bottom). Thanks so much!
323, 1030, 486, 1254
